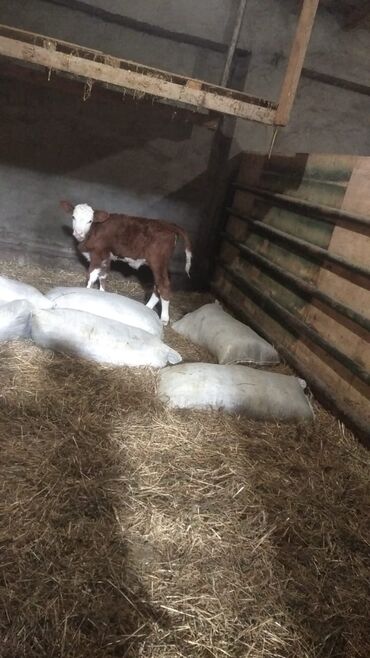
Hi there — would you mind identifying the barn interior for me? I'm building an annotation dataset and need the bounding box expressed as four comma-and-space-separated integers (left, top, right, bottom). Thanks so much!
0, 2, 370, 657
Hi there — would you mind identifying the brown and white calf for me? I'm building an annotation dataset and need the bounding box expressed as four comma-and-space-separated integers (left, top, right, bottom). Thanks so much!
60, 201, 192, 324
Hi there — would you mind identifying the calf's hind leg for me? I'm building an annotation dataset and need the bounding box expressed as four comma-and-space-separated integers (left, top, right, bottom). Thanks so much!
154, 267, 171, 325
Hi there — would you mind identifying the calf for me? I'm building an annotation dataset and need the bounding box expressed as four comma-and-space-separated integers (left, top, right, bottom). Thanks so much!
60, 201, 192, 324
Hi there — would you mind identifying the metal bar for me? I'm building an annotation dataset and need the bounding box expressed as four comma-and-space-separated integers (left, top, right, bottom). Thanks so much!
226, 207, 370, 281
302, 67, 370, 98
275, 0, 320, 126
211, 283, 370, 446
218, 262, 370, 387
233, 183, 370, 229
0, 34, 276, 123
220, 0, 248, 86
222, 232, 370, 333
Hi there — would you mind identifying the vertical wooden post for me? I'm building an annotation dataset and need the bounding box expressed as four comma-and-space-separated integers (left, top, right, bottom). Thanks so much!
275, 0, 320, 126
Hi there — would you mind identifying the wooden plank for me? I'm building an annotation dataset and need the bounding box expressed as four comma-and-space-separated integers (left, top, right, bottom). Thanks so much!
212, 280, 370, 445
297, 156, 370, 426
306, 158, 370, 314
213, 266, 297, 348
215, 152, 370, 439
226, 153, 351, 321
275, 0, 320, 126
0, 35, 276, 123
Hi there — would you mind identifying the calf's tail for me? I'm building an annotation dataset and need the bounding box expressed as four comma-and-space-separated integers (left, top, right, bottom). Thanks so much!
172, 226, 192, 277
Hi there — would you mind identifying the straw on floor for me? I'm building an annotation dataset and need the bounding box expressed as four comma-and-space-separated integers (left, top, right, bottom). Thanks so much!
0, 260, 369, 658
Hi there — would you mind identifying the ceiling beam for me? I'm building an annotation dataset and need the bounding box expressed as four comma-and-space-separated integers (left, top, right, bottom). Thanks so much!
0, 61, 219, 127
0, 31, 276, 123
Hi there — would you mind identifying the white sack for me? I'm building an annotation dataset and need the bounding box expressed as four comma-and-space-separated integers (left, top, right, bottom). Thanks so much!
0, 275, 51, 309
31, 308, 181, 368
0, 299, 34, 340
46, 287, 162, 337
158, 363, 313, 422
172, 303, 279, 365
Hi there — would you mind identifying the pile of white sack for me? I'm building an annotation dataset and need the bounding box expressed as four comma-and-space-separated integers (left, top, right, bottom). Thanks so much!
0, 275, 181, 368
0, 275, 313, 422
160, 301, 314, 423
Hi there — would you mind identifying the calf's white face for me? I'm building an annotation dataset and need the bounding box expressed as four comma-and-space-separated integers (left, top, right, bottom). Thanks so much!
72, 203, 94, 241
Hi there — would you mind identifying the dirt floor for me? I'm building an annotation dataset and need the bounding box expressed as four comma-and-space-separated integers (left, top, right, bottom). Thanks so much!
0, 260, 369, 658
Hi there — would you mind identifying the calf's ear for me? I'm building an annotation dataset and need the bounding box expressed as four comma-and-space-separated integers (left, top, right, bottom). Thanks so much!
60, 200, 74, 213
94, 210, 110, 223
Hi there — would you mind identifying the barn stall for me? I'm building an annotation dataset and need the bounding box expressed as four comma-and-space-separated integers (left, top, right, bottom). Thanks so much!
0, 2, 370, 657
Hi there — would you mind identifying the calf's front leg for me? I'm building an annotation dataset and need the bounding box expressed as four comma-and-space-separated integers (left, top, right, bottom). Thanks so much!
85, 251, 109, 290
146, 286, 160, 309
97, 257, 110, 291
87, 264, 101, 289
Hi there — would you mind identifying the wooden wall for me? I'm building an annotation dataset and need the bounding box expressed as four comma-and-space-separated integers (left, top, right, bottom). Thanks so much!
213, 152, 370, 444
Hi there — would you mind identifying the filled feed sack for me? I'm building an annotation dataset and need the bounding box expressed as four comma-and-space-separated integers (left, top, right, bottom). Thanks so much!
0, 299, 33, 340
158, 363, 313, 422
0, 275, 51, 309
172, 303, 279, 365
46, 287, 163, 337
31, 308, 181, 368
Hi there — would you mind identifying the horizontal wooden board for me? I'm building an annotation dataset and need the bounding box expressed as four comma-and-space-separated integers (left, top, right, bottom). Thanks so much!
0, 32, 276, 123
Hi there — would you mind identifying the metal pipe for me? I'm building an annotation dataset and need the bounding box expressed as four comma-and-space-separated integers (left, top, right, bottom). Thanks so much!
218, 262, 370, 387
233, 183, 370, 229
220, 0, 248, 87
226, 207, 370, 281
302, 68, 370, 98
211, 283, 370, 447
222, 232, 370, 333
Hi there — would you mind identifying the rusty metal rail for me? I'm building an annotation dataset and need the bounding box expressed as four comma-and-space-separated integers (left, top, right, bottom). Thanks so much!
226, 207, 370, 281
222, 232, 370, 333
216, 261, 370, 387
233, 183, 370, 229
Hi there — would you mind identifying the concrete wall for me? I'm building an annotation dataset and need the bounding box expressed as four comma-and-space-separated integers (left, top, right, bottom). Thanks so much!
0, 0, 245, 286
0, 70, 219, 286
0, 0, 369, 287
0, 0, 239, 83
231, 0, 370, 155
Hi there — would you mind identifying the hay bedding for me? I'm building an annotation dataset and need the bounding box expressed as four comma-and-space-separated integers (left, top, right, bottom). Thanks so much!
0, 260, 369, 658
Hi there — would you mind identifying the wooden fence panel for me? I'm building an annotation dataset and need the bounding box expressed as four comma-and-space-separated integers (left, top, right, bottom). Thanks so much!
213, 152, 370, 443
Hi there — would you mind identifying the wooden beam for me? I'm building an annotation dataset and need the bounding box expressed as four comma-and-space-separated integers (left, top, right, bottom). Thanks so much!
0, 33, 276, 123
275, 0, 320, 126
0, 61, 220, 129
